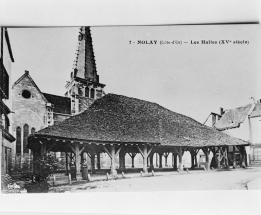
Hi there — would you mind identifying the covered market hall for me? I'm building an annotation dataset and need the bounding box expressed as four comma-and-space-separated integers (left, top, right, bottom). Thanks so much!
27, 94, 250, 179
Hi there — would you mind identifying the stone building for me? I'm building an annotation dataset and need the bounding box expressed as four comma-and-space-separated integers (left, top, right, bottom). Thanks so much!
12, 71, 71, 170
65, 27, 106, 115
11, 27, 107, 171
1, 27, 15, 175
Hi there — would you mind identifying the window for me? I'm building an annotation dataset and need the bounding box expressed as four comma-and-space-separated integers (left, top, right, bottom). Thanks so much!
16, 127, 21, 154
91, 88, 95, 99
31, 127, 36, 134
78, 88, 83, 96
23, 124, 29, 153
22, 90, 31, 99
85, 87, 89, 98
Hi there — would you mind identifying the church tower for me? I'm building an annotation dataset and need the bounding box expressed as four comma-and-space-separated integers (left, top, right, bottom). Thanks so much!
65, 27, 106, 115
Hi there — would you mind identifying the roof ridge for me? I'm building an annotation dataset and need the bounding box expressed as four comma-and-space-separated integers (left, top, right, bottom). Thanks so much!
42, 92, 69, 99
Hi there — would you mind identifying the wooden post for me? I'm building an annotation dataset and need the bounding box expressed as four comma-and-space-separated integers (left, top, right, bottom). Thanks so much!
65, 152, 69, 174
217, 148, 221, 170
174, 146, 184, 171
119, 150, 125, 171
164, 153, 169, 167
110, 145, 117, 176
191, 152, 195, 169
91, 153, 96, 174
131, 155, 135, 168
241, 146, 246, 167
174, 154, 177, 170
159, 153, 163, 168
150, 153, 154, 170
97, 152, 101, 169
203, 148, 210, 171
75, 143, 81, 175
195, 154, 198, 167
123, 153, 126, 169
136, 144, 148, 173
178, 153, 183, 171
224, 147, 229, 169
128, 153, 136, 168
205, 153, 210, 171
172, 153, 174, 167
233, 146, 236, 169
143, 144, 148, 173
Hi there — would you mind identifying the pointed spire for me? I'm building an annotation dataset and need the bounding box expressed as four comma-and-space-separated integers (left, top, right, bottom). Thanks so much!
73, 26, 99, 83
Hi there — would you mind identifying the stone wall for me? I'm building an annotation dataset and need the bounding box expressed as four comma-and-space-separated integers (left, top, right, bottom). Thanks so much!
12, 76, 47, 169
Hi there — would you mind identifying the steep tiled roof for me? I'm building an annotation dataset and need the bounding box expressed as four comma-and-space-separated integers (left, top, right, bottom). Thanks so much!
214, 104, 253, 131
42, 93, 71, 115
30, 94, 249, 147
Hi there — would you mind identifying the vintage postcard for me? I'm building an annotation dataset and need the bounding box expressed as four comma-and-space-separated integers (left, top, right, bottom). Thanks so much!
1, 24, 261, 196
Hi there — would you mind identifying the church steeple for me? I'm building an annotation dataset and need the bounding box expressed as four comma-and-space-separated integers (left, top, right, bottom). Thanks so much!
65, 26, 106, 115
74, 27, 99, 83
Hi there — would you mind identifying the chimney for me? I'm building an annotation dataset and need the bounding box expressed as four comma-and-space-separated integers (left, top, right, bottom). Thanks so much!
212, 113, 216, 127
25, 70, 29, 75
220, 107, 224, 116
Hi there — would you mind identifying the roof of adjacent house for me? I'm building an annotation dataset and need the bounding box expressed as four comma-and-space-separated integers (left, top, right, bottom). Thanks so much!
249, 103, 261, 118
30, 94, 249, 147
42, 93, 71, 115
214, 104, 253, 131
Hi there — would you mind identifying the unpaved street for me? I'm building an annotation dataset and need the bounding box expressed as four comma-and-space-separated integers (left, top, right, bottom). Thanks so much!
49, 167, 261, 192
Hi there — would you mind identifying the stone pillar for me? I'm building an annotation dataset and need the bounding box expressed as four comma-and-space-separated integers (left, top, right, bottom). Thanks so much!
110, 145, 117, 176
97, 152, 101, 169
91, 153, 96, 174
142, 144, 148, 173
159, 153, 163, 168
75, 143, 81, 174
150, 153, 154, 170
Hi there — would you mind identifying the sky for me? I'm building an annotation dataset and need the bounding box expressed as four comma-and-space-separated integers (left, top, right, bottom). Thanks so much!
7, 24, 261, 142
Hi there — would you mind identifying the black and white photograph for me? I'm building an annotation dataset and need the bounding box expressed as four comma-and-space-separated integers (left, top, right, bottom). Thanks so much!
1, 1, 261, 215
